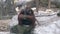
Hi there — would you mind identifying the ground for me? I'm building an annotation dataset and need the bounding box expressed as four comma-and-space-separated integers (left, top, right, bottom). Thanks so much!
0, 19, 10, 32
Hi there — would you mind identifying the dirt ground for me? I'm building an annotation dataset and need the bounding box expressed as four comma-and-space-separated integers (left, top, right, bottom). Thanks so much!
0, 19, 11, 32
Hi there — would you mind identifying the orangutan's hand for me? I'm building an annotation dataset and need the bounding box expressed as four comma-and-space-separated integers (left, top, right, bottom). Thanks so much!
19, 14, 24, 18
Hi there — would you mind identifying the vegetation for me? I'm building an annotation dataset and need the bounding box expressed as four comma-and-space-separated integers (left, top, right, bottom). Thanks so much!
0, 0, 17, 20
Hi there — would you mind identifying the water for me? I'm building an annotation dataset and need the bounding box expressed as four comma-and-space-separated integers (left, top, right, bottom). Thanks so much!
0, 32, 10, 34
34, 15, 60, 34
